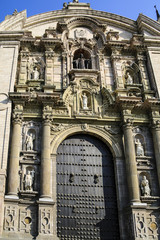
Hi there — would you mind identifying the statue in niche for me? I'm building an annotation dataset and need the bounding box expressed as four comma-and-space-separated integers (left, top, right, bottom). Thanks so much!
24, 170, 35, 191
25, 132, 35, 151
78, 53, 85, 69
126, 72, 133, 84
135, 139, 144, 156
81, 92, 88, 110
141, 175, 151, 196
32, 67, 40, 80
27, 57, 45, 79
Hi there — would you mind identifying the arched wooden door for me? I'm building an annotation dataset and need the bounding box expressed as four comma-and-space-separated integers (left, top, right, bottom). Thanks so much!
57, 134, 120, 240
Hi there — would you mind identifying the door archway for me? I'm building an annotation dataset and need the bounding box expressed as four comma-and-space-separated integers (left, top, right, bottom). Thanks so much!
57, 134, 120, 240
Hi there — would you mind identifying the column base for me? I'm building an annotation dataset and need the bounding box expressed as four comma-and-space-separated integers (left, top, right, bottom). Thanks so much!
131, 202, 147, 207
5, 195, 19, 200
38, 197, 54, 203
37, 235, 59, 240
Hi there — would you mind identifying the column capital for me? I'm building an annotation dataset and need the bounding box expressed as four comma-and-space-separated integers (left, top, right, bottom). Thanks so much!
152, 120, 160, 130
12, 112, 23, 125
42, 114, 52, 125
123, 118, 134, 130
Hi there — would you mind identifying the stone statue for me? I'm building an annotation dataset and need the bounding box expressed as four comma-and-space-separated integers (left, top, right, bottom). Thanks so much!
24, 170, 34, 191
126, 72, 133, 84
135, 139, 144, 156
81, 92, 88, 110
78, 53, 85, 69
26, 132, 35, 151
73, 0, 79, 3
141, 176, 151, 196
32, 67, 40, 80
63, 2, 67, 8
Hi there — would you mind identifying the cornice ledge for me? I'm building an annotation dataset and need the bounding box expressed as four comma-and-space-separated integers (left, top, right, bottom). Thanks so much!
37, 92, 62, 104
144, 98, 160, 107
116, 96, 142, 105
137, 14, 160, 36
9, 92, 30, 101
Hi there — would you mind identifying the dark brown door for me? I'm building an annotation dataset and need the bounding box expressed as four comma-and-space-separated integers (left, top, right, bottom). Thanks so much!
57, 134, 120, 240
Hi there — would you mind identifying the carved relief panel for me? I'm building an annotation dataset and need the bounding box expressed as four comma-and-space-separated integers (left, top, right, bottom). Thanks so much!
63, 78, 101, 116
18, 52, 45, 92
19, 205, 38, 237
38, 206, 54, 235
4, 205, 18, 232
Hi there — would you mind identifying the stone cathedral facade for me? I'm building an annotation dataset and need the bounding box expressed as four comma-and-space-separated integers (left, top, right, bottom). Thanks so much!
1, 0, 160, 239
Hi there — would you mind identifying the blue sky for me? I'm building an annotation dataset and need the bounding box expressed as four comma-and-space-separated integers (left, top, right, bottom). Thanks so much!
0, 0, 160, 23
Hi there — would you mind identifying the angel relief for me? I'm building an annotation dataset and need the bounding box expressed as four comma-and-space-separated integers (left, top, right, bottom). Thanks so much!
27, 57, 45, 80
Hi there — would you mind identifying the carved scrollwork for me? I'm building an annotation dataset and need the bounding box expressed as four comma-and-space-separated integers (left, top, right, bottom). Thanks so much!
123, 118, 134, 128
81, 123, 89, 131
152, 120, 160, 129
12, 112, 23, 124
42, 114, 53, 124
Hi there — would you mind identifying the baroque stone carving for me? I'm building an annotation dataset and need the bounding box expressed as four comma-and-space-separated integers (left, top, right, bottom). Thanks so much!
4, 205, 18, 232
126, 71, 133, 84
81, 92, 89, 110
39, 208, 53, 234
22, 121, 41, 152
27, 57, 45, 80
19, 206, 37, 236
24, 170, 35, 191
135, 138, 144, 156
81, 123, 89, 131
140, 176, 151, 196
25, 132, 35, 151
122, 62, 140, 85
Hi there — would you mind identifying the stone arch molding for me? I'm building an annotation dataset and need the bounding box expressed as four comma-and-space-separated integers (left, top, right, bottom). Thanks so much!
60, 16, 106, 44
51, 125, 122, 159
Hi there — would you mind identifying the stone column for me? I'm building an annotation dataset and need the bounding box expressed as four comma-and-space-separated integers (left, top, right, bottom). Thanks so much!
40, 117, 52, 199
152, 121, 160, 187
7, 114, 22, 196
123, 119, 140, 203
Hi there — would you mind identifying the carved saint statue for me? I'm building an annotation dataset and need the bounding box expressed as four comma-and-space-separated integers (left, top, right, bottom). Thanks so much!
81, 92, 88, 110
141, 176, 151, 196
26, 132, 35, 151
126, 72, 133, 84
32, 67, 40, 80
25, 170, 34, 191
135, 139, 144, 156
78, 53, 85, 69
